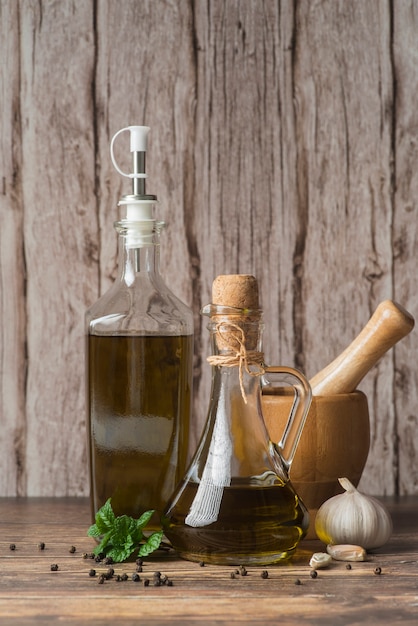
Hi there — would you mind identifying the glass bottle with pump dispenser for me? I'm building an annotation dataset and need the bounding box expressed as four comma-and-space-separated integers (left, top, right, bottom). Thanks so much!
86, 126, 193, 528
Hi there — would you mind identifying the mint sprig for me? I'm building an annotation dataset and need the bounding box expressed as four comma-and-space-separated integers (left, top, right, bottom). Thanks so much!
87, 498, 163, 562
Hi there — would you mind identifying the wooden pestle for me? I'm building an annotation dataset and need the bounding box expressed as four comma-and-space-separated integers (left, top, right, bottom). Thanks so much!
309, 300, 415, 395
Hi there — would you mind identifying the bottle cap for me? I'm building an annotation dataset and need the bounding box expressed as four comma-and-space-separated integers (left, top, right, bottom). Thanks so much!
110, 125, 159, 246
212, 274, 259, 310
209, 275, 261, 352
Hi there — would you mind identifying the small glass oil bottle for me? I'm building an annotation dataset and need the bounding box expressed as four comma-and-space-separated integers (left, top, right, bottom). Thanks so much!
163, 274, 311, 565
86, 126, 193, 528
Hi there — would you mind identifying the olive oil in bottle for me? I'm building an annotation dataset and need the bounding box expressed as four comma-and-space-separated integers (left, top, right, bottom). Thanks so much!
88, 334, 193, 524
86, 126, 193, 527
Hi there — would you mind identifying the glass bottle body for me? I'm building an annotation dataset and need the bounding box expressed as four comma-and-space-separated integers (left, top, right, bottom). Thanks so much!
163, 312, 310, 565
86, 222, 193, 527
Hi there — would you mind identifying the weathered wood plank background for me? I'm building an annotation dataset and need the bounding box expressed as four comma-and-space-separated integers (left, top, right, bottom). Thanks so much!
1, 0, 417, 498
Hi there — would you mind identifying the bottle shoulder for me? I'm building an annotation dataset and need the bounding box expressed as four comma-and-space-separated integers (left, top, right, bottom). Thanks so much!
86, 276, 193, 336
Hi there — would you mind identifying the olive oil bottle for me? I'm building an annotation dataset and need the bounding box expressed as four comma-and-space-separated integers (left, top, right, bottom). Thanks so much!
163, 275, 311, 564
86, 126, 193, 528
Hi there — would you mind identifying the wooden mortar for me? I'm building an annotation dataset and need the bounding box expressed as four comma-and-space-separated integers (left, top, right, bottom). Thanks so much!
263, 299, 414, 537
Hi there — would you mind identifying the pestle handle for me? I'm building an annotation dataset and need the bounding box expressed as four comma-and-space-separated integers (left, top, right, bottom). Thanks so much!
309, 300, 415, 395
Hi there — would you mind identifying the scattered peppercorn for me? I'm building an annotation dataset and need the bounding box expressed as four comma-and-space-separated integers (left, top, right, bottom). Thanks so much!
132, 573, 141, 582
294, 578, 301, 585
94, 555, 102, 563
239, 565, 247, 576
9, 543, 16, 551
144, 579, 150, 586
38, 542, 45, 551
199, 561, 205, 567
121, 573, 128, 581
310, 570, 318, 579
167, 580, 173, 586
374, 567, 382, 575
136, 564, 143, 572
98, 574, 105, 585
69, 546, 76, 554
107, 567, 115, 578
104, 557, 113, 565
346, 563, 352, 570
261, 570, 269, 579
82, 553, 88, 559
89, 569, 96, 577
136, 558, 143, 566
50, 564, 59, 571
230, 572, 237, 579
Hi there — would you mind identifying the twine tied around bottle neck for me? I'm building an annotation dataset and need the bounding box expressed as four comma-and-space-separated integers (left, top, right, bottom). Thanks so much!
207, 321, 265, 403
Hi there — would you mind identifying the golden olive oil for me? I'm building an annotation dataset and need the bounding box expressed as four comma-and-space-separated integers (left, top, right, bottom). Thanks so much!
87, 334, 193, 527
163, 478, 308, 565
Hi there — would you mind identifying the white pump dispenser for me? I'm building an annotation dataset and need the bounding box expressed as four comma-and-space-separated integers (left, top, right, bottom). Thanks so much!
110, 126, 158, 244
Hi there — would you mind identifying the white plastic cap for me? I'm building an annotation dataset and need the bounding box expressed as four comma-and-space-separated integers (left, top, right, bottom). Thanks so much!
110, 126, 150, 179
129, 126, 150, 152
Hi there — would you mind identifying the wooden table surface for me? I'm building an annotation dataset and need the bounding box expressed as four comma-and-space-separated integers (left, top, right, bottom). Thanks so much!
0, 496, 417, 625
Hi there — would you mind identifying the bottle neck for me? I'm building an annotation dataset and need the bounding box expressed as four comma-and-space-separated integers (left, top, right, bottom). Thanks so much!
114, 220, 163, 285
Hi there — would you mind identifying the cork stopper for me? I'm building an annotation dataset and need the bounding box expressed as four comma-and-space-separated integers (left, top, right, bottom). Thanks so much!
209, 275, 262, 352
212, 274, 259, 310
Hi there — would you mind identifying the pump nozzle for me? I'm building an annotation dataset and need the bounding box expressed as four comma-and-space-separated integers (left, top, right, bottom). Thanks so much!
110, 125, 159, 245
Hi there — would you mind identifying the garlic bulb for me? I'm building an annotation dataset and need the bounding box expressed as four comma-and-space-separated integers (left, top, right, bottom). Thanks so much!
315, 477, 392, 550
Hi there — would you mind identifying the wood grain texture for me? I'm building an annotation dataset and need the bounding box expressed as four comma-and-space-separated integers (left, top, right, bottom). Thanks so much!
0, 1, 26, 496
19, 1, 97, 495
0, 0, 417, 497
0, 497, 418, 625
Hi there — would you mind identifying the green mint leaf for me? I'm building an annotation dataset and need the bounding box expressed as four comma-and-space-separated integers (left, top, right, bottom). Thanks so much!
138, 530, 163, 557
94, 498, 115, 535
87, 524, 102, 539
87, 498, 163, 563
106, 536, 136, 563
135, 509, 155, 530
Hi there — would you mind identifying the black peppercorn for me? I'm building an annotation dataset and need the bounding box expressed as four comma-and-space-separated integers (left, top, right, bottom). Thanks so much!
69, 546, 76, 554
104, 557, 113, 565
261, 570, 269, 579
230, 572, 237, 579
132, 573, 141, 582
294, 578, 301, 585
310, 570, 318, 579
50, 564, 59, 571
167, 580, 173, 586
346, 563, 352, 570
38, 542, 45, 551
374, 566, 382, 575
9, 543, 16, 551
144, 578, 150, 586
98, 574, 105, 585
239, 565, 247, 576
89, 569, 96, 577
199, 561, 205, 567
105, 567, 114, 579
136, 564, 143, 572
121, 573, 128, 581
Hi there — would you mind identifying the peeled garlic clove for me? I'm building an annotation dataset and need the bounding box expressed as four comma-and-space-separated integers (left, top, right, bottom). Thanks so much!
309, 552, 332, 569
327, 544, 367, 562
315, 477, 392, 550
